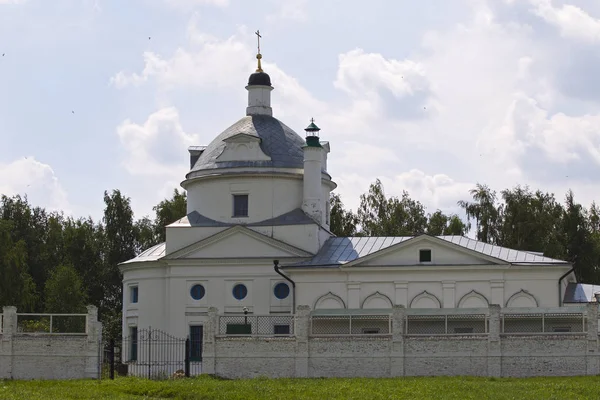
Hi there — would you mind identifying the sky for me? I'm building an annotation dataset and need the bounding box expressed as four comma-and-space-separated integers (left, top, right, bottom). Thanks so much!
1, 0, 600, 223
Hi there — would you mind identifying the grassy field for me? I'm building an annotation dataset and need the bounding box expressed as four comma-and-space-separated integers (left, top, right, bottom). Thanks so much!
1, 375, 600, 399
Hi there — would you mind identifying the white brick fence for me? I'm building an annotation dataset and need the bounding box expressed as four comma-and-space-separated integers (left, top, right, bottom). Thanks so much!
0, 306, 102, 380
201, 303, 600, 379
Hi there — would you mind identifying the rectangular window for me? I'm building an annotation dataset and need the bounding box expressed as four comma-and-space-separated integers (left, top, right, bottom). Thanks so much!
226, 323, 252, 335
190, 325, 203, 362
273, 324, 290, 335
233, 194, 249, 217
130, 326, 138, 361
419, 249, 432, 263
553, 327, 571, 333
454, 327, 474, 334
362, 328, 381, 334
131, 286, 138, 304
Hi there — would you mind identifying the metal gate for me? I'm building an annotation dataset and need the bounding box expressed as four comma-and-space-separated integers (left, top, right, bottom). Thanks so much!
101, 327, 202, 380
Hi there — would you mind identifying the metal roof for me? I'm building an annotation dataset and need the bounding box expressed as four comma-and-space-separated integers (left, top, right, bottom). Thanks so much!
169, 208, 316, 228
121, 242, 166, 264
290, 235, 570, 267
188, 115, 306, 174
563, 283, 600, 303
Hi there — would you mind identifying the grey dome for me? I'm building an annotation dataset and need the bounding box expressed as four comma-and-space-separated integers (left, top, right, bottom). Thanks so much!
188, 115, 306, 174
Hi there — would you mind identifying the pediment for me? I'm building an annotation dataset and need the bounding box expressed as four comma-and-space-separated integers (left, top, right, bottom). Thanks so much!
216, 133, 271, 162
343, 235, 506, 268
163, 225, 313, 260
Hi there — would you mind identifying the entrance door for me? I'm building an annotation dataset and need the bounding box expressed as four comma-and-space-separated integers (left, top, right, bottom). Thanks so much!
189, 325, 203, 362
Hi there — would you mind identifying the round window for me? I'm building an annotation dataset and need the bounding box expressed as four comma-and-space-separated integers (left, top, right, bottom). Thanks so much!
190, 284, 205, 301
232, 283, 248, 300
273, 282, 290, 300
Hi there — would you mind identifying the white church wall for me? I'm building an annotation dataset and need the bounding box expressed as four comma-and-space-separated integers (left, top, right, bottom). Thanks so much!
266, 225, 326, 254
122, 263, 167, 333
185, 176, 303, 224
364, 241, 499, 266
290, 265, 571, 311
166, 227, 226, 255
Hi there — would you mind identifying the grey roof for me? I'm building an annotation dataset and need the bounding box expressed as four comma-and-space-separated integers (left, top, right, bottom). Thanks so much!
563, 283, 600, 303
188, 115, 306, 174
170, 208, 316, 228
289, 235, 570, 267
121, 242, 166, 264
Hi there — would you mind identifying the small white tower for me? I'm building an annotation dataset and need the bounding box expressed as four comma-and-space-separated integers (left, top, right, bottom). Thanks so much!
302, 119, 324, 224
246, 30, 273, 116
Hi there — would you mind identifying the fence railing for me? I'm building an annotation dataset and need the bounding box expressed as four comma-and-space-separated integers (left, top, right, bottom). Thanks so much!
16, 313, 88, 334
501, 310, 586, 334
405, 313, 488, 335
0, 313, 3, 334
218, 315, 295, 336
311, 314, 391, 336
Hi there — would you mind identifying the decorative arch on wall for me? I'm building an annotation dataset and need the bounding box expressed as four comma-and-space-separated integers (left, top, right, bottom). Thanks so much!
361, 292, 393, 309
505, 289, 538, 308
314, 292, 346, 309
457, 290, 489, 308
409, 291, 441, 309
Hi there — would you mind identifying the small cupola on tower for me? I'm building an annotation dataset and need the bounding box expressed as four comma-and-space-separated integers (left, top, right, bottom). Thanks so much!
302, 118, 324, 224
246, 30, 273, 116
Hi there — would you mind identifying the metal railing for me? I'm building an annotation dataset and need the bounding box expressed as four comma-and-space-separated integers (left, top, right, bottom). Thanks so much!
310, 315, 391, 336
405, 313, 488, 335
501, 309, 586, 334
218, 315, 295, 336
16, 313, 88, 334
0, 313, 3, 334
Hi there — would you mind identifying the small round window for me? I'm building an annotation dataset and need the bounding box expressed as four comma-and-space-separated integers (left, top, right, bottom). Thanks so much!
190, 284, 205, 301
273, 282, 290, 300
232, 283, 248, 300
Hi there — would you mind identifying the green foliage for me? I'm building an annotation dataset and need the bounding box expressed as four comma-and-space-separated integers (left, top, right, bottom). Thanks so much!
44, 264, 87, 313
2, 376, 600, 400
153, 188, 187, 243
329, 193, 358, 236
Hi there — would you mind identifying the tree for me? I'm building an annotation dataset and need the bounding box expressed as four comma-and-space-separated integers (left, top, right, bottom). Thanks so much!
427, 210, 469, 236
134, 216, 159, 254
44, 264, 87, 313
357, 179, 428, 236
102, 190, 137, 338
496, 186, 565, 258
153, 189, 187, 243
457, 183, 500, 243
0, 220, 37, 311
329, 193, 358, 236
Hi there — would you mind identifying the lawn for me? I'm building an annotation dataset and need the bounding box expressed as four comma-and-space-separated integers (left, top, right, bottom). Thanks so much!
1, 375, 600, 399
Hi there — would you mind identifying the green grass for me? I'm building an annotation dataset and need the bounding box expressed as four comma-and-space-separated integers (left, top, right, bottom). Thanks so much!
2, 375, 600, 399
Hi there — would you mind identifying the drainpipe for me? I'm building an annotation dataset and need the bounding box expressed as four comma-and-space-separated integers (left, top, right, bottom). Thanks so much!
274, 259, 296, 313
558, 266, 576, 307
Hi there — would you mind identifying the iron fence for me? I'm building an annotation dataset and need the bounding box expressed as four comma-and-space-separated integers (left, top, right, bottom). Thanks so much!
501, 312, 586, 334
101, 328, 202, 380
405, 313, 488, 335
16, 313, 87, 334
310, 315, 391, 336
218, 315, 295, 336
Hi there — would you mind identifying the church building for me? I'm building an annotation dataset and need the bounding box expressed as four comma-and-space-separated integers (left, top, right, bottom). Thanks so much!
120, 41, 591, 356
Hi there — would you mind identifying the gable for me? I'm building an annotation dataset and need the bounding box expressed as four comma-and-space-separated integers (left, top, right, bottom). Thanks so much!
216, 134, 271, 162
163, 226, 313, 260
345, 236, 506, 267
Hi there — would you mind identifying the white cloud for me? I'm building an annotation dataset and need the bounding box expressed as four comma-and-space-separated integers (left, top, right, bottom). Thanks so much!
529, 0, 600, 42
0, 157, 71, 213
163, 0, 228, 8
266, 0, 308, 23
0, 0, 27, 4
117, 106, 199, 177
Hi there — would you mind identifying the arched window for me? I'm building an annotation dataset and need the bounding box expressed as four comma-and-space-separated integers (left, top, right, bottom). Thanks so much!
410, 291, 442, 309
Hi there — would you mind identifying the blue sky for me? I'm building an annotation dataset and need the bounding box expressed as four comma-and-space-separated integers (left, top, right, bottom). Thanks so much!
2, 0, 600, 222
